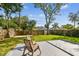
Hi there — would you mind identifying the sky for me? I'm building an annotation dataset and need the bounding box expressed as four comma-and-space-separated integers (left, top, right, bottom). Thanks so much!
0, 3, 79, 27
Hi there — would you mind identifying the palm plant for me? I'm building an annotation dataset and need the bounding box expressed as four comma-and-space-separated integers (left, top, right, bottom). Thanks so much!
27, 20, 36, 34
20, 16, 29, 30
52, 23, 59, 30
69, 12, 79, 29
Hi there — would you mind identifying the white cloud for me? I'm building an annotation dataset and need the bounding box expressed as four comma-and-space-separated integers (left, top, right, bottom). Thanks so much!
28, 14, 34, 18
29, 13, 44, 18
23, 5, 28, 9
28, 14, 45, 26
39, 13, 45, 17
36, 23, 45, 27
61, 4, 68, 10
28, 13, 45, 20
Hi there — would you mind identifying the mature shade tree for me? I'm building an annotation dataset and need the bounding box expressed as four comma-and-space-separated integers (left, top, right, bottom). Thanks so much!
1, 4, 15, 19
12, 4, 23, 27
1, 3, 11, 20
68, 11, 79, 29
34, 3, 64, 35
0, 3, 23, 37
0, 3, 23, 27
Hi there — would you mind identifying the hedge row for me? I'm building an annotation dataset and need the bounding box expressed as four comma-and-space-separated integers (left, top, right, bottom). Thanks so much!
50, 29, 79, 37
1, 29, 79, 38
16, 29, 79, 37
15, 30, 44, 35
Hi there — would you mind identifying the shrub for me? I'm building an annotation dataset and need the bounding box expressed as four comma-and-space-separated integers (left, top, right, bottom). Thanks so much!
50, 29, 79, 37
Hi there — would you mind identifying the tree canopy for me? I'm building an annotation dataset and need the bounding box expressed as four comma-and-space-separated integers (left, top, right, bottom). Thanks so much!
68, 11, 79, 28
34, 3, 64, 34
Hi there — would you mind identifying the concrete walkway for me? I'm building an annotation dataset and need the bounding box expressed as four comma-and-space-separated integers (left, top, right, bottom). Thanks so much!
6, 40, 79, 56
48, 40, 79, 56
13, 35, 27, 38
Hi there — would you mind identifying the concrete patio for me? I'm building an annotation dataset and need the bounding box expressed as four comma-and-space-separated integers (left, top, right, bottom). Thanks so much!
6, 40, 79, 56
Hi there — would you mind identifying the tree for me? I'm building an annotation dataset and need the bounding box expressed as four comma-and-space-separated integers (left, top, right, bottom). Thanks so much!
0, 3, 23, 26
27, 20, 36, 34
34, 3, 64, 34
12, 16, 29, 29
1, 3, 14, 20
68, 11, 79, 29
52, 23, 59, 30
12, 4, 23, 27
62, 24, 74, 29
0, 3, 23, 37
0, 16, 4, 27
8, 19, 18, 28
20, 16, 29, 30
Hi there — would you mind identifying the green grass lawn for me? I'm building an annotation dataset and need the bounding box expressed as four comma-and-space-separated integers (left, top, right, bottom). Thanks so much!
33, 35, 79, 43
0, 37, 24, 56
0, 35, 79, 56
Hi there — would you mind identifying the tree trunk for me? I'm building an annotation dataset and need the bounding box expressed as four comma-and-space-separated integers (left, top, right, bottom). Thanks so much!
47, 26, 49, 35
74, 21, 75, 29
8, 12, 11, 20
23, 30, 25, 35
6, 27, 10, 38
31, 30, 32, 35
6, 14, 10, 38
18, 11, 21, 28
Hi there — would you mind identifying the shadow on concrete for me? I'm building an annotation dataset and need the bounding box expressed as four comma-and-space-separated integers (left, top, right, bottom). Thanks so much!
13, 46, 25, 51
